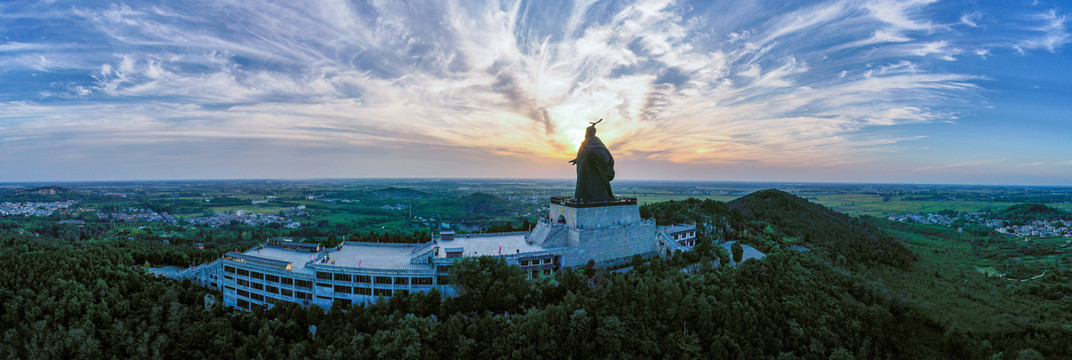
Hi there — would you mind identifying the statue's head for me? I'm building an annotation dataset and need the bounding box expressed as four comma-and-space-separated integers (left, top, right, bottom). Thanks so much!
585, 125, 597, 138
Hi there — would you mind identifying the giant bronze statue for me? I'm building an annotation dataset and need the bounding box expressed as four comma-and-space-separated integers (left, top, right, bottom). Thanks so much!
569, 119, 615, 201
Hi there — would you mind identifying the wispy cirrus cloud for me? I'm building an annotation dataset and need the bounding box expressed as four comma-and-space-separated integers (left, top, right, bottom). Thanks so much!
914, 159, 1005, 172
0, 0, 1069, 182
1015, 9, 1069, 52
1019, 160, 1072, 167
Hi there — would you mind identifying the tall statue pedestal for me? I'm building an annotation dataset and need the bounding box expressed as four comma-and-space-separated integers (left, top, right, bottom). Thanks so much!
526, 197, 657, 268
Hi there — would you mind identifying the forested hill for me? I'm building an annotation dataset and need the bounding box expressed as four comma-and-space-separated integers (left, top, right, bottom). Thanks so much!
728, 189, 914, 267
459, 192, 513, 216
368, 187, 427, 199
994, 203, 1072, 225
4, 191, 1071, 358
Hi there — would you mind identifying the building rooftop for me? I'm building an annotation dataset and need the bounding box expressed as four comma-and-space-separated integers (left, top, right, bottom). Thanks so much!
232, 233, 553, 274
436, 232, 545, 258
326, 242, 431, 271
267, 238, 322, 249
241, 247, 321, 274
660, 224, 696, 235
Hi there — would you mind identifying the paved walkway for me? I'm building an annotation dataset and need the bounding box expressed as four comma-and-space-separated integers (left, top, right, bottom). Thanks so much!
722, 241, 766, 267
147, 265, 182, 277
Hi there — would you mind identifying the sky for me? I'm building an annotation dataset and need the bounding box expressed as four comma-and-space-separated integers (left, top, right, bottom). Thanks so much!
1, 0, 1070, 185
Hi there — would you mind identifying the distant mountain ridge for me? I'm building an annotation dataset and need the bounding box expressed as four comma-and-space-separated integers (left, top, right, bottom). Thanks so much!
729, 189, 914, 267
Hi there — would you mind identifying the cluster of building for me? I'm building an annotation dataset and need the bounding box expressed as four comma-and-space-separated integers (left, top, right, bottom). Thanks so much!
89, 191, 136, 198
174, 197, 698, 311
888, 212, 1072, 238
994, 220, 1072, 237
280, 205, 310, 218
187, 211, 300, 229
319, 199, 357, 204
380, 204, 409, 211
0, 201, 79, 216
886, 213, 961, 227
101, 207, 177, 223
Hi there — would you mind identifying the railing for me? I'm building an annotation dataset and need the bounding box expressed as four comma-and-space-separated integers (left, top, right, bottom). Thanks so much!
411, 241, 435, 254
410, 242, 436, 264
657, 232, 692, 253
306, 262, 433, 276
167, 259, 222, 280
550, 196, 636, 207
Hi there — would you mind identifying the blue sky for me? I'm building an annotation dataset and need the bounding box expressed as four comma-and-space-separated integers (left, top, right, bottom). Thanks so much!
0, 0, 1069, 185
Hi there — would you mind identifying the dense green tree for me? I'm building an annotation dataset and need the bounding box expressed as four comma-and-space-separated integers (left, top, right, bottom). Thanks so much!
3, 191, 1072, 359
447, 256, 532, 314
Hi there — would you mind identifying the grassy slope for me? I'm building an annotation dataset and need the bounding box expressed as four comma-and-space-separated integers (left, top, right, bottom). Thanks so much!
864, 220, 1072, 337
723, 190, 1071, 355
809, 194, 1003, 217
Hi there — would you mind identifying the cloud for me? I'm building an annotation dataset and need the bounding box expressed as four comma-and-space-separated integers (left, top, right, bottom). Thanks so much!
864, 0, 939, 32
0, 0, 1069, 181
1019, 160, 1072, 167
914, 159, 1004, 172
1016, 9, 1069, 52
906, 41, 962, 60
0, 42, 54, 52
960, 12, 981, 28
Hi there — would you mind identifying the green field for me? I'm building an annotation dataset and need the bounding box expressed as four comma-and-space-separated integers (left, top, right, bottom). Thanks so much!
867, 220, 1072, 334
207, 205, 292, 214
807, 194, 1006, 217
636, 194, 737, 204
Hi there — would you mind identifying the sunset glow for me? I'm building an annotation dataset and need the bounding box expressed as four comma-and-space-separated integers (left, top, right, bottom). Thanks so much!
1, 0, 1070, 184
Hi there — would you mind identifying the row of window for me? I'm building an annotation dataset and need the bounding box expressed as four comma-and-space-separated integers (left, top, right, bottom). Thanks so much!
329, 285, 413, 297
673, 232, 696, 240
236, 274, 427, 300
238, 277, 433, 299
235, 286, 312, 301
225, 265, 309, 288
232, 282, 431, 311
236, 295, 280, 310
227, 265, 438, 302
316, 272, 432, 285
519, 258, 553, 266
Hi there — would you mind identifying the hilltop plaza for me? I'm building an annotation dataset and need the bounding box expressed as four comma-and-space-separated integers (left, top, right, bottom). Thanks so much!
175, 122, 698, 310
176, 202, 696, 311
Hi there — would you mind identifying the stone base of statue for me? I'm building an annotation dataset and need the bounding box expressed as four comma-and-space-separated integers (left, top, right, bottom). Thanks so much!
525, 197, 657, 268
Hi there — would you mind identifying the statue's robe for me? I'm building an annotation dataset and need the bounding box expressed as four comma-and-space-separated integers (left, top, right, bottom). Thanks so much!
573, 136, 615, 201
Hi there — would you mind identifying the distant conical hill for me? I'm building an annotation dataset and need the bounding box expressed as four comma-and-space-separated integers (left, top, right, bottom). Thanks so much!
994, 203, 1071, 225
17, 185, 69, 195
729, 189, 914, 268
369, 187, 427, 199
460, 192, 514, 216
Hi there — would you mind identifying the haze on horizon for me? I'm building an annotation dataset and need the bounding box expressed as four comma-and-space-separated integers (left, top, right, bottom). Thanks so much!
1, 0, 1070, 185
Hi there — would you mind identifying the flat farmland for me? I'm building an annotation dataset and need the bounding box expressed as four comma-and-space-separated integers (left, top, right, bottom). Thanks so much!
809, 194, 1006, 217
207, 205, 292, 214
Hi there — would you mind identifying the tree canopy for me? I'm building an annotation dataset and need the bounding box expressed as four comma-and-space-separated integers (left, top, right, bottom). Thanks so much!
2, 190, 1069, 358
